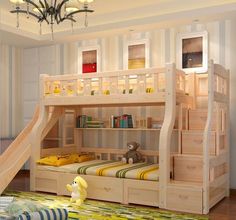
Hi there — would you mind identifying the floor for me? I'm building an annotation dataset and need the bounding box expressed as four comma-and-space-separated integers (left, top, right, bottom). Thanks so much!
6, 170, 236, 220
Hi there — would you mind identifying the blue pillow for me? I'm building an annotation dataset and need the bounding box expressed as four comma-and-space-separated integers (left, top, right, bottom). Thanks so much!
17, 208, 68, 220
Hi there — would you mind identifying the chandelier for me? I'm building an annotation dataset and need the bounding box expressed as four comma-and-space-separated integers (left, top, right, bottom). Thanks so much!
9, 0, 94, 38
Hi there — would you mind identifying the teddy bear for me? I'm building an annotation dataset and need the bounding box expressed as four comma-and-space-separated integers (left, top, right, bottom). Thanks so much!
66, 176, 88, 206
122, 141, 142, 164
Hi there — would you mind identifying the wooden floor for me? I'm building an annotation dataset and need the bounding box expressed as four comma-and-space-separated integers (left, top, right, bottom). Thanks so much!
6, 170, 236, 220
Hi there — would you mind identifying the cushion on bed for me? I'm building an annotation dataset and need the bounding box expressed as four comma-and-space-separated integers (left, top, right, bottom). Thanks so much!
37, 160, 159, 181
77, 160, 159, 181
36, 153, 94, 167
18, 208, 68, 220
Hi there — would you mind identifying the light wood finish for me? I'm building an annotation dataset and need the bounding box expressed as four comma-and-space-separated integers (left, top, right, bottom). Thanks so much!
174, 156, 203, 182
166, 186, 202, 214
181, 130, 216, 155
124, 179, 159, 206
0, 106, 39, 195
202, 60, 230, 214
41, 146, 78, 157
41, 107, 63, 140
35, 170, 59, 194
82, 175, 124, 203
189, 109, 217, 130
159, 63, 176, 208
25, 62, 229, 215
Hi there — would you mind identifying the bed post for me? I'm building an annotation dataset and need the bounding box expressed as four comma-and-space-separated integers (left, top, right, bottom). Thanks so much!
30, 74, 49, 191
226, 69, 230, 197
202, 60, 214, 214
159, 63, 176, 208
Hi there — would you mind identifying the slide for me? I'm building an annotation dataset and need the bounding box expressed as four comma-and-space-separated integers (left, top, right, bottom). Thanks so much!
0, 107, 39, 195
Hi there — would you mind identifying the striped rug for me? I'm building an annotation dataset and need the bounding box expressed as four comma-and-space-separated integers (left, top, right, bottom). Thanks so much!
1, 191, 208, 220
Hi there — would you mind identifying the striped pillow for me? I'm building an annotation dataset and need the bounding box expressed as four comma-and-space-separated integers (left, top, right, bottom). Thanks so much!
17, 208, 68, 220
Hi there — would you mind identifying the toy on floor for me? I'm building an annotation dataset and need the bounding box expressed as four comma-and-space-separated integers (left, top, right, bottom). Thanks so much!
122, 141, 143, 164
66, 176, 88, 206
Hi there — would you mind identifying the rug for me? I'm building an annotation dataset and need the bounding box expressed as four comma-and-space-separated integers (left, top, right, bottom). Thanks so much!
1, 191, 209, 220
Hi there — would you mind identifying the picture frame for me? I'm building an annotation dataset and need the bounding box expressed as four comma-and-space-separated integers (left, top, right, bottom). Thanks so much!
123, 38, 150, 70
78, 45, 101, 74
176, 31, 208, 73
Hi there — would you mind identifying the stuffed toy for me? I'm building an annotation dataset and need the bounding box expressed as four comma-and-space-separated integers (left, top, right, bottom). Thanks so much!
122, 141, 142, 164
66, 176, 88, 206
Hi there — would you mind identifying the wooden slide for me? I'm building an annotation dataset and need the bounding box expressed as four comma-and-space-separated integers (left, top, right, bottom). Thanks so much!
0, 107, 39, 195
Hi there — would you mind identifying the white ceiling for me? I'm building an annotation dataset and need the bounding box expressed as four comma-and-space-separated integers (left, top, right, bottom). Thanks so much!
1, 0, 236, 47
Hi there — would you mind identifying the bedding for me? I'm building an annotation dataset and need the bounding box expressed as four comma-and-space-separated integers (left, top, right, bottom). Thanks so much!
37, 160, 159, 181
36, 153, 94, 166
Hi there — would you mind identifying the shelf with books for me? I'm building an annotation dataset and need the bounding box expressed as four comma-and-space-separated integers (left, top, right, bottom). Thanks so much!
74, 128, 179, 131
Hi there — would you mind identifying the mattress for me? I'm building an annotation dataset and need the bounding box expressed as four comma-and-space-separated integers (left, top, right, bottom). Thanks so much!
37, 160, 159, 181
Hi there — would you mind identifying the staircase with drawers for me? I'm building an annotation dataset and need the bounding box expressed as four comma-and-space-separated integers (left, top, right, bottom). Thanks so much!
167, 107, 229, 214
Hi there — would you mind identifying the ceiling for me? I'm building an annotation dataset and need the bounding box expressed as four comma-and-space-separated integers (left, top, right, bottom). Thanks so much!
1, 0, 236, 47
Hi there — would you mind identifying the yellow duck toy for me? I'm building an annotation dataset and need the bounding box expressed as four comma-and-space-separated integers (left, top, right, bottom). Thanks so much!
66, 176, 88, 206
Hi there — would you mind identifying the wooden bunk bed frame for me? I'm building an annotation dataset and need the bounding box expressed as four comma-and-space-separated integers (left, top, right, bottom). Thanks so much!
30, 61, 229, 214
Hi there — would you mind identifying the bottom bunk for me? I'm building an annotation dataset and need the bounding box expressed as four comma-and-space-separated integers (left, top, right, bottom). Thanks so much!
35, 159, 160, 206
33, 154, 227, 214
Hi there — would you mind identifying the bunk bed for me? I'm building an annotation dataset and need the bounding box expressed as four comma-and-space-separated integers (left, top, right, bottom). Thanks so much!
29, 61, 229, 214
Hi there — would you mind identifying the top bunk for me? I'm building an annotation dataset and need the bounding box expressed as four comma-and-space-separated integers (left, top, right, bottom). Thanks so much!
40, 63, 192, 107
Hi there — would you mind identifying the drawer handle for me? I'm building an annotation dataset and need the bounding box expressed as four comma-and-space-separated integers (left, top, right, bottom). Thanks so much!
193, 139, 203, 144
104, 187, 111, 192
186, 165, 196, 170
178, 194, 189, 200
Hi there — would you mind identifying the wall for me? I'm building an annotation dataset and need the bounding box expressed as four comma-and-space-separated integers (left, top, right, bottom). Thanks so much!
0, 44, 22, 138
22, 18, 236, 187
22, 45, 61, 126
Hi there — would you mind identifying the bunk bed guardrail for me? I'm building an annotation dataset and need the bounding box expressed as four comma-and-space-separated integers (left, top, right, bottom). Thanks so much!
40, 67, 186, 99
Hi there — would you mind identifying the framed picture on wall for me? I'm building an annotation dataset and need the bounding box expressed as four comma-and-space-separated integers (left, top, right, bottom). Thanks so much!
176, 31, 208, 73
123, 38, 150, 70
78, 45, 101, 74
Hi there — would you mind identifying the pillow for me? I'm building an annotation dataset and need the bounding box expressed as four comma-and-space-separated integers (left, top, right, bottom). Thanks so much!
75, 153, 94, 163
18, 208, 68, 220
6, 200, 46, 217
37, 153, 94, 166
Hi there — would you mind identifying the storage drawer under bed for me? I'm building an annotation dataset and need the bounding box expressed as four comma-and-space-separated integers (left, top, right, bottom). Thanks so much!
57, 173, 124, 203
124, 179, 159, 206
35, 170, 59, 193
167, 186, 202, 214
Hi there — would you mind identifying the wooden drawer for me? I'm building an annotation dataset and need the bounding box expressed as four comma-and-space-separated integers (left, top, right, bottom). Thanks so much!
182, 131, 216, 155
124, 179, 159, 206
167, 186, 202, 214
174, 156, 202, 182
35, 170, 59, 193
189, 110, 217, 130
58, 173, 123, 202
83, 175, 123, 203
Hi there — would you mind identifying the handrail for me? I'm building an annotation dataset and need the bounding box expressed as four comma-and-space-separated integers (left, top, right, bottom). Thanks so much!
42, 67, 166, 81
202, 60, 229, 214
159, 63, 176, 208
202, 60, 214, 214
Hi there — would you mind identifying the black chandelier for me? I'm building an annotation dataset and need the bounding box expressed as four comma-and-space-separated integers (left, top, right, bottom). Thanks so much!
9, 0, 94, 38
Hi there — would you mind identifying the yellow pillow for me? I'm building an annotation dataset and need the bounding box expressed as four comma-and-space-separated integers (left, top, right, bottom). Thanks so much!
75, 153, 94, 163
37, 153, 94, 167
